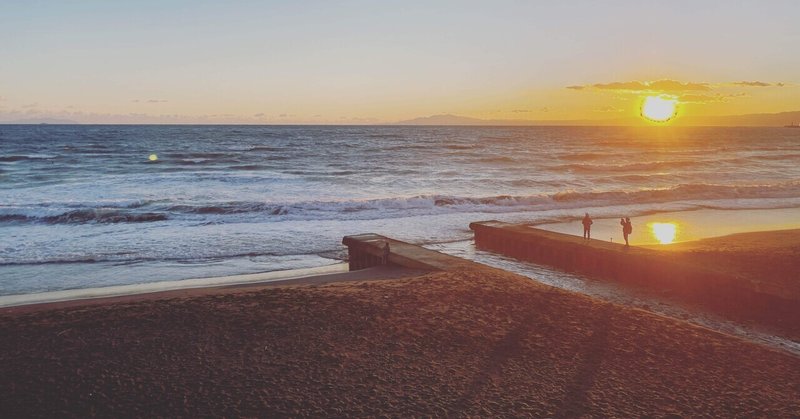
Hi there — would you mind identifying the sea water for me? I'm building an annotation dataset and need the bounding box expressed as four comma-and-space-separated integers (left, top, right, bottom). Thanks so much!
2, 125, 799, 295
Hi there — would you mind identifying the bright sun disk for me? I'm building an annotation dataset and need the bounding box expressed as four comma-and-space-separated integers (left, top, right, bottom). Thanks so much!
641, 95, 677, 122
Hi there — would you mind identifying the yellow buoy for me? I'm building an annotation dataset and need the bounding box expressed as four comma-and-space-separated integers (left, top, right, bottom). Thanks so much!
149, 154, 158, 161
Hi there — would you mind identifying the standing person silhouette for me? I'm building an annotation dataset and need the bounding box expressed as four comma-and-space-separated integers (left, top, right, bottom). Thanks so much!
620, 217, 632, 246
582, 213, 593, 240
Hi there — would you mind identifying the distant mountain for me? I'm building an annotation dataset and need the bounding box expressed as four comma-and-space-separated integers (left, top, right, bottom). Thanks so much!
1, 118, 80, 124
394, 111, 800, 127
394, 114, 594, 126
681, 111, 800, 127
395, 114, 495, 125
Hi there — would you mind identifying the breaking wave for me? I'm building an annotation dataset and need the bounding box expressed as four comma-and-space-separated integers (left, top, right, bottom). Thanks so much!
5, 181, 796, 225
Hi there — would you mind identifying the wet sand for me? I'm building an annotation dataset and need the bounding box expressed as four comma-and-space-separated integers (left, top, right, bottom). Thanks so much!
647, 229, 800, 339
651, 228, 800, 294
1, 264, 799, 416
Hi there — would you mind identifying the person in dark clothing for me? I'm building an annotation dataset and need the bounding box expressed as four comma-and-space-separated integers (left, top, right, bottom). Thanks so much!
581, 213, 593, 240
380, 241, 390, 265
621, 217, 632, 246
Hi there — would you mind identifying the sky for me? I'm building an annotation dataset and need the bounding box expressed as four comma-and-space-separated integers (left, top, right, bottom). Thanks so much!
1, 0, 798, 124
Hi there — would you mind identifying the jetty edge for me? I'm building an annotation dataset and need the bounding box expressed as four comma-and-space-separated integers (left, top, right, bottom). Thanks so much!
469, 220, 799, 329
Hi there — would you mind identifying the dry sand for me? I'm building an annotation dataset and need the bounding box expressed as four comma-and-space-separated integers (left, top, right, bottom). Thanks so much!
1, 266, 799, 417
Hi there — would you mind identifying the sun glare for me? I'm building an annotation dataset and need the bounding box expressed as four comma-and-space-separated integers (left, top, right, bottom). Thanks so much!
641, 96, 678, 122
650, 222, 677, 244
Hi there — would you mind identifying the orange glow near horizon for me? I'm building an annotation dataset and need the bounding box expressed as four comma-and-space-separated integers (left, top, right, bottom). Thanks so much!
650, 222, 677, 244
641, 95, 678, 123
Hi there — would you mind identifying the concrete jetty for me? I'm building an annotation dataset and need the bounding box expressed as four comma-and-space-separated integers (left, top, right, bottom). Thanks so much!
469, 220, 797, 312
342, 233, 479, 272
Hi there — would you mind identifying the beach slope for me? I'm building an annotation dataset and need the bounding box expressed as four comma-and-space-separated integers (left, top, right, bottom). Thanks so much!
1, 268, 798, 417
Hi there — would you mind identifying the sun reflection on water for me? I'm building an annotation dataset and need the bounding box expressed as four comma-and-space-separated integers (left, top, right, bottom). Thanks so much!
650, 222, 677, 244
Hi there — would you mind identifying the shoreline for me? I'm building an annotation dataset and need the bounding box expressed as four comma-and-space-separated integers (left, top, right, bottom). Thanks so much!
3, 211, 798, 311
0, 264, 425, 313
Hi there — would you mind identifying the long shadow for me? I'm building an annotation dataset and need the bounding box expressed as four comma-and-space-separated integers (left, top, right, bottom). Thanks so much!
554, 306, 612, 417
451, 320, 529, 412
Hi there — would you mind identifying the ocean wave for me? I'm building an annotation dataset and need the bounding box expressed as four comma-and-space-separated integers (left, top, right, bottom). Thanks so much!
0, 154, 57, 162
475, 156, 517, 164
3, 181, 799, 225
557, 160, 699, 173
0, 250, 298, 267
0, 209, 168, 225
43, 209, 168, 224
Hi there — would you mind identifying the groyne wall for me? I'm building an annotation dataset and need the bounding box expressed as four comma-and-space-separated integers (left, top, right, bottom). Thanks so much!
469, 221, 798, 315
342, 234, 481, 272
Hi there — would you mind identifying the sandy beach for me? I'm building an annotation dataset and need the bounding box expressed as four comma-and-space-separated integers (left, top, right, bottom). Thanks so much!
5, 3, 800, 417
2, 231, 800, 417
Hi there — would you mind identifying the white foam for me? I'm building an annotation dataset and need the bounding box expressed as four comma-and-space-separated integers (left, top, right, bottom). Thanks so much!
0, 262, 349, 308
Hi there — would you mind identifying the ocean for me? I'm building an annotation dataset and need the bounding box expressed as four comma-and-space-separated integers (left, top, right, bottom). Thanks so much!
2, 124, 799, 296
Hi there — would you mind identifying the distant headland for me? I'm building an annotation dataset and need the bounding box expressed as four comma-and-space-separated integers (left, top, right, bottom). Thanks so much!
394, 111, 800, 127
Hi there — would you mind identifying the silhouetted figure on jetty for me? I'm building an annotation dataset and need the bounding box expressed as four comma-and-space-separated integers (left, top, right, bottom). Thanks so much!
621, 217, 632, 246
582, 213, 593, 240
380, 241, 390, 265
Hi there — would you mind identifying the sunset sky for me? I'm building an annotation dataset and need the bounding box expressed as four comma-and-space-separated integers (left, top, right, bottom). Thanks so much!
1, 1, 798, 124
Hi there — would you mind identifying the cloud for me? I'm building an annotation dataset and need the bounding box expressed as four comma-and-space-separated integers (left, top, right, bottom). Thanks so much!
678, 94, 726, 104
540, 107, 550, 113
731, 81, 787, 87
594, 106, 624, 113
592, 81, 649, 91
253, 112, 265, 117
649, 80, 711, 92
22, 102, 39, 108
733, 81, 769, 87
567, 79, 711, 93
146, 99, 168, 103
678, 93, 747, 104
345, 116, 379, 123
511, 109, 531, 113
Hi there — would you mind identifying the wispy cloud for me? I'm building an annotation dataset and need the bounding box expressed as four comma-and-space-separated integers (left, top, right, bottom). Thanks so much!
511, 109, 531, 113
567, 79, 711, 93
594, 105, 624, 113
731, 81, 786, 87
678, 92, 748, 104
253, 112, 265, 117
678, 94, 727, 104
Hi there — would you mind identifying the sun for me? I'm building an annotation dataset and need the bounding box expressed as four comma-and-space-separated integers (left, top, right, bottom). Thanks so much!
641, 95, 678, 122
